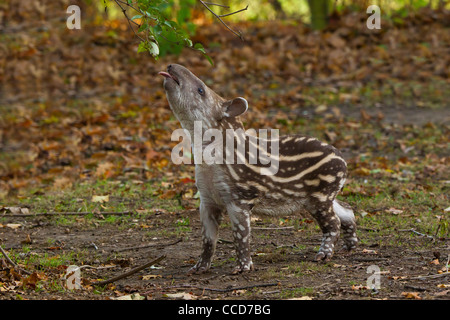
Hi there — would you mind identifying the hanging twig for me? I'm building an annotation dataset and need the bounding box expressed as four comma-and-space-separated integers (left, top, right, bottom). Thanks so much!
199, 0, 248, 40
113, 0, 146, 42
218, 7, 249, 18
202, 2, 230, 8
92, 255, 166, 287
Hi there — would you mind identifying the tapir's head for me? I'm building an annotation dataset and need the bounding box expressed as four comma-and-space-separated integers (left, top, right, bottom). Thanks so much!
159, 64, 248, 131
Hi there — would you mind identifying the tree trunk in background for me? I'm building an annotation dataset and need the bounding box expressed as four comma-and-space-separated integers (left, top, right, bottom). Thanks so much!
307, 0, 329, 30
269, 0, 286, 19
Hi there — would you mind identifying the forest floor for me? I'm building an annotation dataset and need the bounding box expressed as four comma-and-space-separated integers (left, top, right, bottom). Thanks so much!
0, 3, 449, 300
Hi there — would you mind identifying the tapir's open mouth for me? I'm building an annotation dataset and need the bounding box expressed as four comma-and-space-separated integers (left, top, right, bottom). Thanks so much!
158, 71, 180, 85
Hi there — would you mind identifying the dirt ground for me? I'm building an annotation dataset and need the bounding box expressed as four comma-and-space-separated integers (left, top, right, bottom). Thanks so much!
1, 195, 449, 301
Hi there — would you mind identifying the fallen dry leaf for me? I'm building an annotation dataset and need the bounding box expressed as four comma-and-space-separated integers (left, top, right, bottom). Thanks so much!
182, 189, 194, 199
142, 274, 162, 280
21, 234, 32, 244
352, 285, 369, 290
159, 189, 177, 199
114, 293, 145, 300
1, 207, 30, 215
362, 249, 378, 255
401, 292, 422, 300
430, 259, 440, 265
52, 177, 73, 190
6, 223, 22, 229
386, 208, 404, 215
91, 195, 109, 203
95, 162, 116, 178
232, 289, 247, 295
165, 292, 197, 300
289, 296, 313, 300
390, 276, 408, 280
22, 272, 48, 289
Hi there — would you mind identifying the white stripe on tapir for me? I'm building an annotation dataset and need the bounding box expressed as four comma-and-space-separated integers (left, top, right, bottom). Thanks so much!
268, 153, 344, 183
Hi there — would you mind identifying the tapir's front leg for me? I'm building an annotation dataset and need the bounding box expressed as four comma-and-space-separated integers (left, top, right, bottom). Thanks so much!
188, 202, 222, 274
227, 203, 254, 274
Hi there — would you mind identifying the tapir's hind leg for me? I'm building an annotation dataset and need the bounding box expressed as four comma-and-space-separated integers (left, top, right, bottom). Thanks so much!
333, 199, 358, 251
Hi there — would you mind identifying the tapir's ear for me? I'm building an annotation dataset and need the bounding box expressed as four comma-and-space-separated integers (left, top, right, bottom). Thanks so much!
222, 97, 248, 118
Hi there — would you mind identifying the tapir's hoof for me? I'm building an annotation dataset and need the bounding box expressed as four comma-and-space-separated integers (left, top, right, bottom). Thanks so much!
187, 262, 210, 275
231, 261, 254, 275
315, 251, 333, 261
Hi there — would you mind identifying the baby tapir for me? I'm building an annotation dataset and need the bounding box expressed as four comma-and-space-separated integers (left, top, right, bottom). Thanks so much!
159, 64, 357, 274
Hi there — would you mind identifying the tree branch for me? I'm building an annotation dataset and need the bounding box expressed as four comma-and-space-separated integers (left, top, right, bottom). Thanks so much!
218, 5, 249, 18
202, 2, 229, 9
113, 0, 145, 42
199, 0, 247, 40
165, 282, 279, 293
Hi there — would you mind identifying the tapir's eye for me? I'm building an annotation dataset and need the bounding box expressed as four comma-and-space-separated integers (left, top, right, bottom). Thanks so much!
198, 87, 205, 96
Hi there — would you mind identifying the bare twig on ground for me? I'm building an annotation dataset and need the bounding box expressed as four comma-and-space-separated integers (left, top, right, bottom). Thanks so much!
254, 226, 294, 230
166, 282, 279, 293
92, 255, 166, 287
1, 211, 133, 217
397, 255, 450, 280
0, 245, 32, 275
399, 228, 435, 240
415, 272, 449, 280
112, 239, 182, 252
79, 265, 118, 270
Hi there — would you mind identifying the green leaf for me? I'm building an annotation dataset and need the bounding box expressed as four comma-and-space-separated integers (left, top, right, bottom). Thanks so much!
137, 41, 148, 53
164, 20, 177, 29
148, 41, 160, 57
203, 54, 214, 66
193, 43, 213, 66
130, 14, 143, 21
138, 22, 149, 33
194, 43, 206, 53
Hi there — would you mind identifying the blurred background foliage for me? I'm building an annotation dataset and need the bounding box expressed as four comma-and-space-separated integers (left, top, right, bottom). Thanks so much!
84, 0, 450, 57
97, 0, 450, 23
